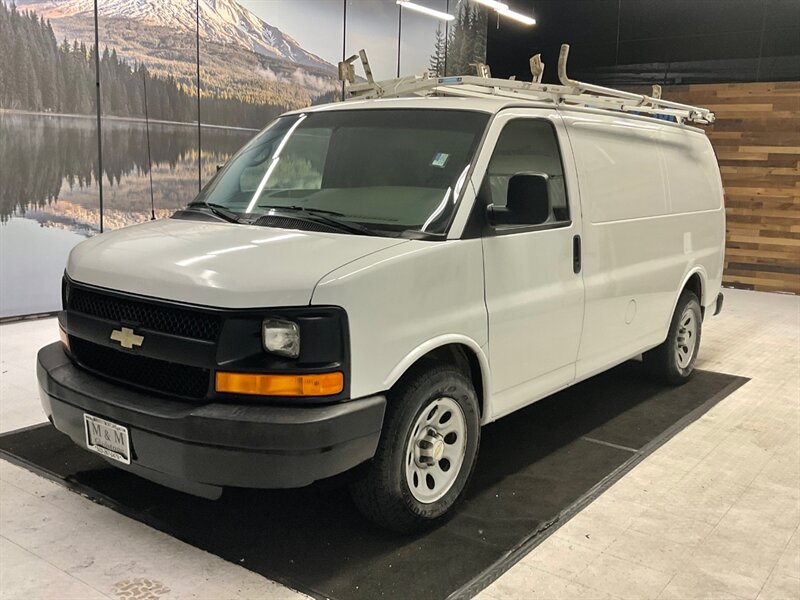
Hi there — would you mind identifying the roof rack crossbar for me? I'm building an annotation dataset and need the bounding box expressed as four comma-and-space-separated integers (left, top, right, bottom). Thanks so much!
341, 47, 715, 125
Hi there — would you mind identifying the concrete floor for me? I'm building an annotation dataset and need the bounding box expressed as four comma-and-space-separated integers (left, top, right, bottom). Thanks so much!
0, 288, 798, 600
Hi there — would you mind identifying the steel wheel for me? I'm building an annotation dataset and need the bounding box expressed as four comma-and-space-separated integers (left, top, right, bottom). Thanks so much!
675, 307, 698, 369
350, 364, 480, 532
404, 396, 467, 504
643, 290, 701, 386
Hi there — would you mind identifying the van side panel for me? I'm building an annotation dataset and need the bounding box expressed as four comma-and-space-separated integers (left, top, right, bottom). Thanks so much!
563, 114, 725, 380
573, 119, 669, 223
660, 128, 725, 308
660, 128, 723, 214
659, 128, 726, 313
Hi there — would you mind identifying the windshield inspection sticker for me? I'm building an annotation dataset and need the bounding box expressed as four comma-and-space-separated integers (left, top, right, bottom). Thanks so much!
431, 152, 450, 168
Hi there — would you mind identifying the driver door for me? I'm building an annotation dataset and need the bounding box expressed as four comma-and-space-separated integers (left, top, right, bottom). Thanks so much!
476, 110, 585, 419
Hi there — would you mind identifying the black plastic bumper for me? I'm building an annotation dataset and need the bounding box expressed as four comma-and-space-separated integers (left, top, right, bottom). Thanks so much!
37, 342, 385, 497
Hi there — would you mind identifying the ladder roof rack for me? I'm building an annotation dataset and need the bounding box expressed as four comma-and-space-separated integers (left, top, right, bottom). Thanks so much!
339, 44, 715, 126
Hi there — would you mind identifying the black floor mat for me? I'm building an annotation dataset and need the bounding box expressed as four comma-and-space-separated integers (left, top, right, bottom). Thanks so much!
0, 363, 747, 600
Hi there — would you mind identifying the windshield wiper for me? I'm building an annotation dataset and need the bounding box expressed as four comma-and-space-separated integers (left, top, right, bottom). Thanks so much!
187, 201, 243, 224
257, 205, 381, 237
259, 204, 350, 217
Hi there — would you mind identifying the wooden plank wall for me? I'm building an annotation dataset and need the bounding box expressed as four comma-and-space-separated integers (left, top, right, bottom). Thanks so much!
657, 82, 800, 294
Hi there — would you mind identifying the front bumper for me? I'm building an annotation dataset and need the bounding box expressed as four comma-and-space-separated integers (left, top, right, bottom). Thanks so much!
37, 342, 385, 498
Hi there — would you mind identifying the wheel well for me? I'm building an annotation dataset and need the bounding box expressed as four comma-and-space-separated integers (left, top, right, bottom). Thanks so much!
684, 273, 704, 314
394, 344, 485, 417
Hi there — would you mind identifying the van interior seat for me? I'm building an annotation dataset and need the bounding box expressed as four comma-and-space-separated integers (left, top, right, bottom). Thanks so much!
486, 153, 568, 223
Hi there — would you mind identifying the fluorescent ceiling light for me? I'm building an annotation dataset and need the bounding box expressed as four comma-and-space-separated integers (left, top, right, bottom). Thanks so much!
499, 8, 536, 25
472, 1, 536, 27
472, 0, 510, 10
396, 1, 455, 21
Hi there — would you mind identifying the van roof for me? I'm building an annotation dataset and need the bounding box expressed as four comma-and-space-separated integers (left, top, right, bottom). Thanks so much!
292, 95, 509, 115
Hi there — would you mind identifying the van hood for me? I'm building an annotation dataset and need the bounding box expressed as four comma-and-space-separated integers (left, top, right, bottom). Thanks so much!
66, 218, 408, 308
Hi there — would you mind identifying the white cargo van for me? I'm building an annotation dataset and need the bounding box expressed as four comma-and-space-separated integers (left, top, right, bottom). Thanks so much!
38, 48, 725, 532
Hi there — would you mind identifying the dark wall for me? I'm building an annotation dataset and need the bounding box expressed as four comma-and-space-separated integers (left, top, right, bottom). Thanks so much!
487, 0, 800, 85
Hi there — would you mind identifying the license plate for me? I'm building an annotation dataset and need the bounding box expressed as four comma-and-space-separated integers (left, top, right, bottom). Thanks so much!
84, 414, 131, 465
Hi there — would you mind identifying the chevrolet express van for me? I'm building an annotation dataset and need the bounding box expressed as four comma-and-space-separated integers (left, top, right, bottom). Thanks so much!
37, 67, 725, 532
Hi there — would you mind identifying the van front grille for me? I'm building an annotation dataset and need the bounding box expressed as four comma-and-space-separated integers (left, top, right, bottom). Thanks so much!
67, 283, 220, 342
70, 337, 210, 400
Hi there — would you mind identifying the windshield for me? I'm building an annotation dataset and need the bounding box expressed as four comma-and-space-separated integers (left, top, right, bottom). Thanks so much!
192, 109, 489, 236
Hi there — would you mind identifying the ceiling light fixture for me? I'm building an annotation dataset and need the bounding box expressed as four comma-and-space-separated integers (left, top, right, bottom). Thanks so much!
473, 1, 536, 27
472, 0, 510, 11
396, 1, 455, 21
499, 8, 536, 25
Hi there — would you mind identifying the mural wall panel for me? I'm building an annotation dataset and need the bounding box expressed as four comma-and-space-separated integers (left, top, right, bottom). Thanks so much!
399, 0, 448, 76
346, 0, 399, 80
96, 0, 201, 229
0, 0, 487, 318
0, 1, 99, 316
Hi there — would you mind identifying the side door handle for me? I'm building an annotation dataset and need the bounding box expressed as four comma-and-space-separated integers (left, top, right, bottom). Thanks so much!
573, 234, 581, 274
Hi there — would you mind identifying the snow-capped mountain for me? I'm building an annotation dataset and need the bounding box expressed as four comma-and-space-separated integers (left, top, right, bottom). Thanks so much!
18, 0, 335, 72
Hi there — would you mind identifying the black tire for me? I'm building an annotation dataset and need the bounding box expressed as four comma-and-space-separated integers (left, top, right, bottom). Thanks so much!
349, 363, 480, 533
643, 290, 702, 385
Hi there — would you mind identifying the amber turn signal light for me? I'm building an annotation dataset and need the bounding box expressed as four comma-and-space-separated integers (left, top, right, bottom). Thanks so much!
215, 371, 344, 397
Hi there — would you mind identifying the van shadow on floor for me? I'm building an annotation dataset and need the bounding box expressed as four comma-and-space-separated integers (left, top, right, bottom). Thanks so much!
0, 362, 747, 600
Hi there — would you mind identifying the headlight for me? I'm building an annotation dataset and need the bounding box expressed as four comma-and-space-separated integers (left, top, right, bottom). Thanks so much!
262, 318, 300, 358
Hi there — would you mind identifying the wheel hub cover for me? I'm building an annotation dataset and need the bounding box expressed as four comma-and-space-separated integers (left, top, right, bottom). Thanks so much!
404, 396, 469, 504
431, 439, 445, 462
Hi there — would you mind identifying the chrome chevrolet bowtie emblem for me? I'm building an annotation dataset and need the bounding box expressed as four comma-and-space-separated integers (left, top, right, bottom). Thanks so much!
110, 327, 144, 349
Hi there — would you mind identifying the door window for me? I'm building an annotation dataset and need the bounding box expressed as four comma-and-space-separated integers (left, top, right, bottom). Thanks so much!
481, 119, 570, 229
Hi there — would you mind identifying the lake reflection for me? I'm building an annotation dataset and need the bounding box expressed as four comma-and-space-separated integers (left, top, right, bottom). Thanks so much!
0, 112, 256, 317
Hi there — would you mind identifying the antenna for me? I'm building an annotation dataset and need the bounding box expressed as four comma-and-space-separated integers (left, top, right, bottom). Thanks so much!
141, 67, 156, 221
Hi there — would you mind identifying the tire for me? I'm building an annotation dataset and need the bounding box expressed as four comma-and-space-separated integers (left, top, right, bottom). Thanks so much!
349, 363, 481, 533
643, 290, 702, 385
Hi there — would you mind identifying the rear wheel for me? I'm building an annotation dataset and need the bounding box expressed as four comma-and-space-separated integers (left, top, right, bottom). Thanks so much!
349, 364, 480, 533
643, 290, 702, 385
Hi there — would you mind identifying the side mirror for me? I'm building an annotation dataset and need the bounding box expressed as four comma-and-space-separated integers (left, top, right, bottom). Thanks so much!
486, 173, 550, 227
486, 203, 511, 226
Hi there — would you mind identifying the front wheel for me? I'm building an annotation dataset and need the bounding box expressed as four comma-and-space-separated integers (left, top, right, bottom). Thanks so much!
643, 290, 702, 385
349, 364, 480, 533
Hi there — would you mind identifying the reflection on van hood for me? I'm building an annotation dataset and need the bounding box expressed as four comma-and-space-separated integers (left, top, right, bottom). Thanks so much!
66, 218, 408, 308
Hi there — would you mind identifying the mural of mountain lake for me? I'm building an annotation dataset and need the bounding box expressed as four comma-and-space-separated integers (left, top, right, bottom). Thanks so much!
0, 112, 257, 318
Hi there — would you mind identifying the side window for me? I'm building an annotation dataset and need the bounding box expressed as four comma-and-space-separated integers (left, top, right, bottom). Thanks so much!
481, 119, 569, 229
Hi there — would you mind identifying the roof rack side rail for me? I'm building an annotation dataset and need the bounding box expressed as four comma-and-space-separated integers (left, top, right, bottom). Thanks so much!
557, 44, 715, 124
